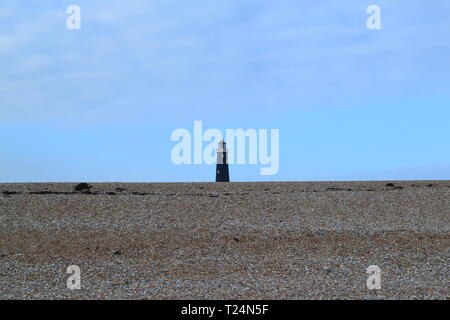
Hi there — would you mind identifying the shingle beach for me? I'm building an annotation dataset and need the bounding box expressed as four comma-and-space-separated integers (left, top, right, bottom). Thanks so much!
0, 181, 448, 299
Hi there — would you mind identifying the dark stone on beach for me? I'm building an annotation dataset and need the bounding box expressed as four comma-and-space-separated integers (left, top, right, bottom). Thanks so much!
2, 191, 19, 195
386, 183, 395, 187
114, 250, 122, 255
75, 183, 92, 192
326, 187, 343, 191
132, 192, 148, 196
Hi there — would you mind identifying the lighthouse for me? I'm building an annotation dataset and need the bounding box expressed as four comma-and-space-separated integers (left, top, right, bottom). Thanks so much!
216, 140, 230, 182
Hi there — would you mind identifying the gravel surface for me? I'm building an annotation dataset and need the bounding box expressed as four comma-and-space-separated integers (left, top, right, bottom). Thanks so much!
0, 181, 449, 299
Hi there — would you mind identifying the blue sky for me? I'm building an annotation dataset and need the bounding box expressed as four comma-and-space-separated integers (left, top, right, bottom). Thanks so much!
1, 0, 449, 182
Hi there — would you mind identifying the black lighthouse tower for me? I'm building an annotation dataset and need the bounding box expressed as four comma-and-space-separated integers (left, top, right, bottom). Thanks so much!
216, 140, 230, 182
